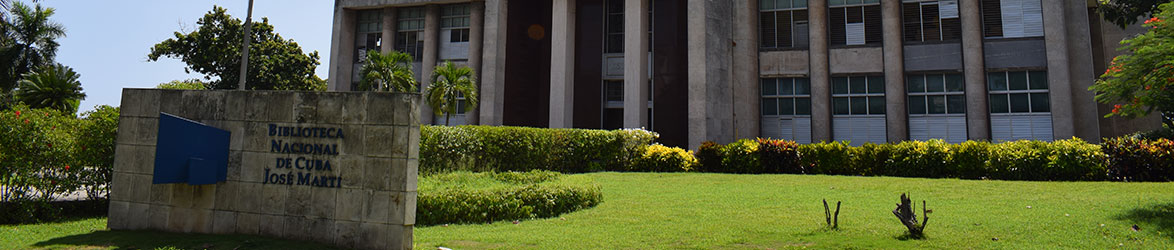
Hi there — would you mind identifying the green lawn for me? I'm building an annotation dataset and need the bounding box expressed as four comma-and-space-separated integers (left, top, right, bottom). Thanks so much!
416, 173, 1174, 249
4, 173, 1174, 249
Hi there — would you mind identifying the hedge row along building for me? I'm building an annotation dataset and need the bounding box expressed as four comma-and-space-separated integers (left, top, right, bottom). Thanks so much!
326, 0, 1160, 148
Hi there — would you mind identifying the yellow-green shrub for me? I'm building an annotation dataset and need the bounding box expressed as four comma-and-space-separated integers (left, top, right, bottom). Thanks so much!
631, 144, 696, 172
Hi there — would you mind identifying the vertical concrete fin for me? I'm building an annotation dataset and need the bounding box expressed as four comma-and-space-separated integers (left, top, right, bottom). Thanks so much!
960, 0, 990, 141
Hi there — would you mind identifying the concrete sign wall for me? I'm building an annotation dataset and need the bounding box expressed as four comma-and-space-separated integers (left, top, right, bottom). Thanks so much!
109, 89, 419, 250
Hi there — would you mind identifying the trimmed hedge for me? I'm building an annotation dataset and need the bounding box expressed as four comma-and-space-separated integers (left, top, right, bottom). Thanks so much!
701, 138, 1109, 181
416, 171, 602, 226
1103, 137, 1174, 181
420, 125, 1167, 182
420, 125, 656, 174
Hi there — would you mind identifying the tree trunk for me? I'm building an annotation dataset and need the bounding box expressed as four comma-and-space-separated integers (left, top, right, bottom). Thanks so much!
892, 193, 927, 236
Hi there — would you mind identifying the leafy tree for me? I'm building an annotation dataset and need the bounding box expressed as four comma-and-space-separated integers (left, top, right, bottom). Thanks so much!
75, 105, 118, 200
1099, 0, 1174, 28
358, 50, 418, 93
425, 61, 478, 126
15, 63, 84, 114
156, 79, 207, 90
1092, 2, 1174, 129
147, 6, 325, 91
0, 1, 64, 97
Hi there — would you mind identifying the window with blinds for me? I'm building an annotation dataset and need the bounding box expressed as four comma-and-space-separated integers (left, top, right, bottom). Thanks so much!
442, 4, 471, 43
908, 73, 966, 142
902, 0, 961, 42
762, 78, 813, 143
761, 0, 809, 49
988, 70, 1052, 141
396, 7, 426, 62
829, 0, 882, 46
831, 75, 887, 145
981, 0, 1044, 38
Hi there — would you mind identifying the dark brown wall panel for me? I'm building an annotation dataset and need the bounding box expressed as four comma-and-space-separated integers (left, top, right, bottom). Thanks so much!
573, 0, 604, 129
652, 0, 688, 148
503, 0, 553, 127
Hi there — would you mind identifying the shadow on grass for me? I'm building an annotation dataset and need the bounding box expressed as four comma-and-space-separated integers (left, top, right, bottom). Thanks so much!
34, 230, 340, 250
1115, 202, 1174, 241
894, 232, 926, 241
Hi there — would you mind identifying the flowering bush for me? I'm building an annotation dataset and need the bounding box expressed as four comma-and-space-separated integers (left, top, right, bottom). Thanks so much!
0, 105, 79, 204
1, 105, 118, 223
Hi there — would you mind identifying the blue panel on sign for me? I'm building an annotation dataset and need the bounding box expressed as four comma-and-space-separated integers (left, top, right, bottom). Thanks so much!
152, 113, 231, 185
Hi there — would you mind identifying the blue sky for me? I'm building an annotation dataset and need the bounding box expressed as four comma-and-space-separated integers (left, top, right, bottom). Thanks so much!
36, 0, 334, 113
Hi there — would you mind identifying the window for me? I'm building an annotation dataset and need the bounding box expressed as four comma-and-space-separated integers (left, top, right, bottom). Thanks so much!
907, 74, 965, 115
829, 0, 882, 46
761, 78, 812, 116
760, 0, 809, 49
832, 76, 885, 115
981, 0, 1043, 38
988, 71, 1048, 114
902, 0, 961, 42
832, 75, 886, 145
603, 0, 652, 54
600, 80, 654, 130
355, 10, 383, 63
442, 4, 471, 43
908, 73, 966, 142
988, 70, 1052, 141
762, 78, 812, 143
395, 7, 426, 61
605, 0, 624, 53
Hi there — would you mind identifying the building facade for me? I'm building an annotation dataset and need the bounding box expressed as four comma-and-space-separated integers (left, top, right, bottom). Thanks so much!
328, 0, 1158, 148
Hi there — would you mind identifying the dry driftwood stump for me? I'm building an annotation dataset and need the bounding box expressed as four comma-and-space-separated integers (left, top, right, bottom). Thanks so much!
892, 193, 928, 236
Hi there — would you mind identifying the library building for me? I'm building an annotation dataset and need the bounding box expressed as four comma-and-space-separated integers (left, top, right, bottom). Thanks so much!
327, 0, 1160, 148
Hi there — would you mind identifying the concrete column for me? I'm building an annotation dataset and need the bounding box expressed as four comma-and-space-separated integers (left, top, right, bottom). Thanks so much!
549, 0, 576, 128
421, 5, 440, 125
687, 0, 735, 149
479, 0, 508, 126
881, 0, 907, 142
466, 1, 486, 125
809, 0, 831, 142
732, 0, 760, 140
1065, 0, 1101, 142
1042, 0, 1075, 139
624, 0, 650, 128
960, 0, 989, 140
328, 8, 356, 91
381, 8, 398, 54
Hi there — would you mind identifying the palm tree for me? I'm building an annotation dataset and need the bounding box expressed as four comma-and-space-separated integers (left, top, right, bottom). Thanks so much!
425, 61, 479, 126
1, 1, 64, 93
15, 63, 85, 114
358, 50, 418, 93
